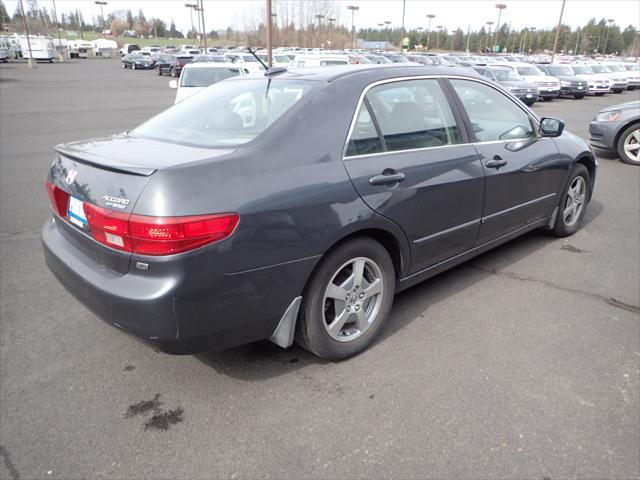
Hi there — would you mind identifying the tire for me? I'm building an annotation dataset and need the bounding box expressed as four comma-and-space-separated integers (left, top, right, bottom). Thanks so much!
170, 67, 176, 78
542, 97, 553, 102
132, 63, 136, 70
616, 123, 640, 166
121, 62, 126, 69
613, 89, 623, 94
548, 164, 590, 237
295, 237, 396, 360
595, 92, 606, 96
156, 65, 162, 76
574, 94, 585, 99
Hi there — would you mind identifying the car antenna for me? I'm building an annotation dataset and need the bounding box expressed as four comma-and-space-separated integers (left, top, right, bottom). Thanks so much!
246, 46, 288, 77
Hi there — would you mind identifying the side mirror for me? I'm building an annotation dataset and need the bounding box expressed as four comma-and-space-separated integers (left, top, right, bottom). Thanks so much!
169, 80, 177, 89
539, 117, 564, 137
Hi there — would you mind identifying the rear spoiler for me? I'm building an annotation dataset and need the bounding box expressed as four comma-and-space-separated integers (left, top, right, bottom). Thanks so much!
55, 146, 155, 176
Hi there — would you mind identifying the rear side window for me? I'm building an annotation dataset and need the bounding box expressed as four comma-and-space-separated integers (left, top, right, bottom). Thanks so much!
365, 79, 462, 152
346, 103, 383, 156
450, 79, 535, 142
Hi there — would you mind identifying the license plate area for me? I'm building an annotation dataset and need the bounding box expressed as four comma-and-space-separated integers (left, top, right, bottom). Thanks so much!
67, 196, 88, 228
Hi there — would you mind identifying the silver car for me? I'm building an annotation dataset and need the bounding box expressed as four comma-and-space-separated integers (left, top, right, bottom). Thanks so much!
589, 101, 640, 165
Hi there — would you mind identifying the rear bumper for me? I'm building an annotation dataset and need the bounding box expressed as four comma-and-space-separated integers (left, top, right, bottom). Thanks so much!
42, 218, 317, 354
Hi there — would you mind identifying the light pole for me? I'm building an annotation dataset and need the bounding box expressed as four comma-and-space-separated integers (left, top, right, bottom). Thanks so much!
574, 27, 580, 55
266, 0, 272, 66
271, 13, 277, 48
198, 0, 207, 51
328, 17, 335, 46
347, 5, 359, 50
378, 23, 384, 41
485, 21, 494, 53
384, 20, 391, 45
436, 25, 443, 50
400, 0, 406, 52
425, 14, 435, 51
602, 18, 614, 56
590, 35, 601, 55
184, 3, 197, 41
94, 1, 107, 38
528, 26, 536, 53
494, 3, 506, 52
315, 14, 324, 48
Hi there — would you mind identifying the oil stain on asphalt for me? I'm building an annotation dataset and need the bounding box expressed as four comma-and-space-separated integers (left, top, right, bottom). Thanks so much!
125, 394, 184, 431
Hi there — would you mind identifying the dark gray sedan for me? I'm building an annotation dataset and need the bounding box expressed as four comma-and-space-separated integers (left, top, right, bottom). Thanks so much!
589, 100, 640, 165
42, 65, 597, 360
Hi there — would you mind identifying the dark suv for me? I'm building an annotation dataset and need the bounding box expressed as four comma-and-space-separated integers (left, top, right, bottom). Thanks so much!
537, 64, 589, 99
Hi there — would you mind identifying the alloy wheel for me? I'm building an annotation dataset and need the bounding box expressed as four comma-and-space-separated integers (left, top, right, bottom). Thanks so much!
322, 257, 384, 342
563, 176, 586, 227
623, 128, 640, 164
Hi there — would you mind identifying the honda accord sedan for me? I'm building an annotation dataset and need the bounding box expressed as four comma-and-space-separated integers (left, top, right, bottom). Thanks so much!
43, 65, 597, 360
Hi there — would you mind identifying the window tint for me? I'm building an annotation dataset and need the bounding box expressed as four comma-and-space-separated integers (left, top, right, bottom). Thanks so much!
346, 103, 383, 156
365, 79, 462, 152
450, 79, 535, 142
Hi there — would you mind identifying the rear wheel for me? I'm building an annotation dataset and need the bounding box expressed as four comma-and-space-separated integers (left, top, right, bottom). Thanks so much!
548, 164, 590, 237
295, 238, 396, 360
616, 123, 640, 166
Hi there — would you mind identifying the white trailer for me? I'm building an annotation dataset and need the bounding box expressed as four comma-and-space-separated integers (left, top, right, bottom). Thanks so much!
92, 38, 118, 57
17, 36, 55, 62
68, 39, 93, 59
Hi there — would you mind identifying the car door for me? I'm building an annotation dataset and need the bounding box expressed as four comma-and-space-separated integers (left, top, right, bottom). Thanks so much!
447, 78, 566, 244
342, 78, 485, 274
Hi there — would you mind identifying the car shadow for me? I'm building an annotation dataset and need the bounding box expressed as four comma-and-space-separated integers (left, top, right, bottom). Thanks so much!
195, 200, 604, 381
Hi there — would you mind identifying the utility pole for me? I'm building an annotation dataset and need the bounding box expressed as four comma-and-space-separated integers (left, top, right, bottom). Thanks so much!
347, 5, 359, 50
328, 17, 335, 46
425, 14, 435, 51
485, 21, 493, 53
602, 18, 614, 56
436, 25, 443, 50
528, 27, 536, 53
574, 27, 580, 55
199, 0, 207, 51
18, 0, 35, 68
266, 0, 272, 67
51, 0, 64, 61
550, 0, 565, 63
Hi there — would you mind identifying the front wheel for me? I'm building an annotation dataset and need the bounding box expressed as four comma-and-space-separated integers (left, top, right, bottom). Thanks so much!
295, 238, 396, 360
616, 123, 640, 166
548, 164, 590, 237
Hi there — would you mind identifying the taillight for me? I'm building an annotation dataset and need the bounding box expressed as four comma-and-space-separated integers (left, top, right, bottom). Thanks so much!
83, 203, 239, 256
45, 180, 69, 217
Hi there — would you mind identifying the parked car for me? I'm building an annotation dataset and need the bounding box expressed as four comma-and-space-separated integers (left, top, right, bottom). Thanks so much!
588, 64, 627, 93
42, 65, 596, 360
224, 52, 265, 72
472, 65, 538, 106
601, 62, 639, 90
621, 63, 640, 90
364, 54, 392, 64
120, 44, 140, 56
569, 65, 611, 95
159, 54, 194, 77
192, 54, 233, 64
496, 62, 561, 101
170, 63, 246, 103
536, 64, 589, 99
0, 47, 8, 62
121, 52, 151, 70
292, 53, 350, 67
589, 100, 640, 165
153, 53, 175, 75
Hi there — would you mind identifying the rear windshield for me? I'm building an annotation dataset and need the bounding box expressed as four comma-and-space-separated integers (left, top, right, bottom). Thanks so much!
180, 67, 242, 87
590, 65, 610, 73
516, 66, 543, 76
548, 66, 573, 76
492, 69, 522, 81
131, 79, 316, 147
570, 65, 592, 74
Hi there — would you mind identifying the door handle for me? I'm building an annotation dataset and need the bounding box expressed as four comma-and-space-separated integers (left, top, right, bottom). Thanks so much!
369, 170, 406, 186
485, 155, 507, 169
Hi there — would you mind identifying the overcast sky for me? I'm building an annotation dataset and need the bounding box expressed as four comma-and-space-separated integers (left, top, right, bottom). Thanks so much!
5, 0, 640, 34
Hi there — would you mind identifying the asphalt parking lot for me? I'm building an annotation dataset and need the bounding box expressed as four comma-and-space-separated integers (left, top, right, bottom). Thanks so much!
1, 59, 639, 480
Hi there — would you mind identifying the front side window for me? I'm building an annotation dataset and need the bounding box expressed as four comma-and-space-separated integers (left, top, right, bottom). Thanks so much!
132, 79, 316, 147
450, 79, 535, 142
365, 79, 462, 152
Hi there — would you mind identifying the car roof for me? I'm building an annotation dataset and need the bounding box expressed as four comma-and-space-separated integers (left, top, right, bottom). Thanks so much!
243, 64, 480, 83
183, 62, 240, 70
